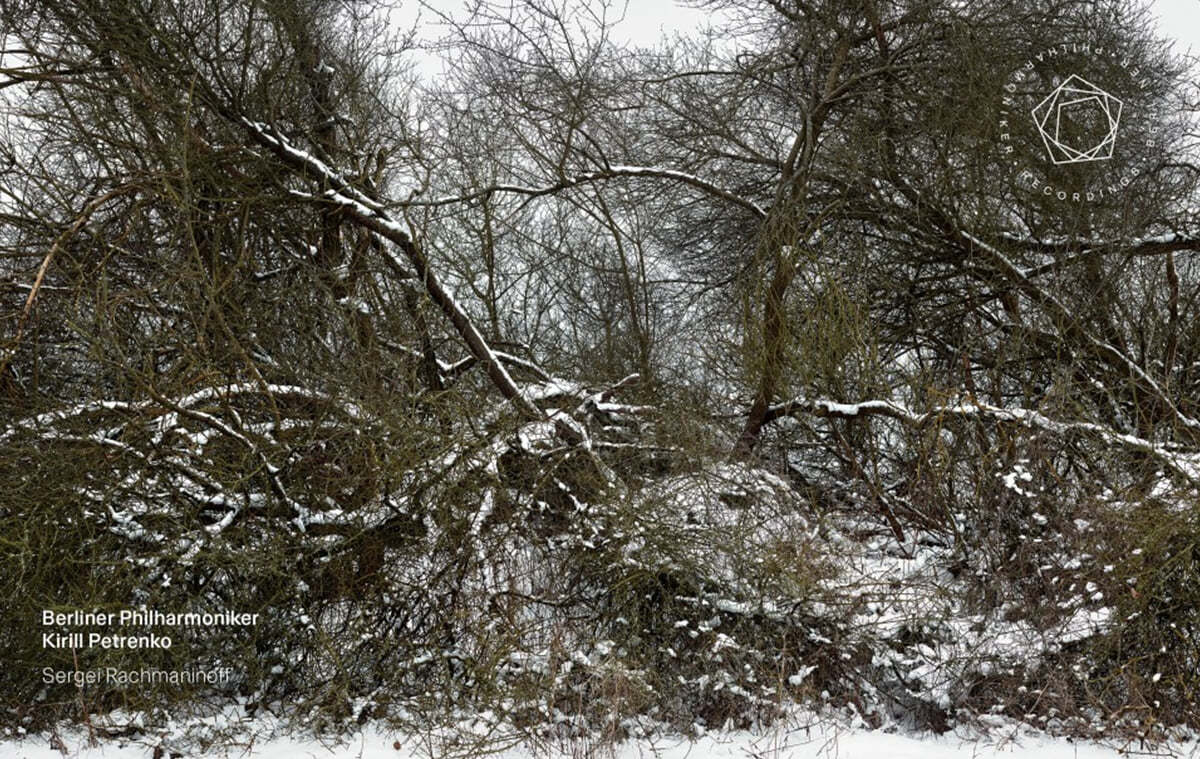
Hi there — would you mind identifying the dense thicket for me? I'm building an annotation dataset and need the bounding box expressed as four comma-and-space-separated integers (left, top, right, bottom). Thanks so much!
2, 0, 1200, 745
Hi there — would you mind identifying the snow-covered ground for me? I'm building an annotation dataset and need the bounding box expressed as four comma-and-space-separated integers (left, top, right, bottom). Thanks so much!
5, 720, 1192, 759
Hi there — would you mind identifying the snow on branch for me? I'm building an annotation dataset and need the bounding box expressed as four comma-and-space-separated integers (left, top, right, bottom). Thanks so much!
997, 230, 1200, 279
441, 350, 552, 383
0, 382, 362, 445
144, 385, 303, 521
769, 396, 1200, 482
239, 119, 548, 424
236, 118, 611, 455
401, 165, 768, 220
0, 381, 372, 537
960, 231, 1200, 438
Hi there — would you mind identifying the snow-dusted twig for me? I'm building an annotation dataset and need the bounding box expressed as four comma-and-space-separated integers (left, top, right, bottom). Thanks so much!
400, 166, 768, 220
768, 396, 1200, 482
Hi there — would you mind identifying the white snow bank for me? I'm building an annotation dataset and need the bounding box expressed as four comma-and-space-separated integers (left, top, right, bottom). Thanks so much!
2, 721, 1181, 759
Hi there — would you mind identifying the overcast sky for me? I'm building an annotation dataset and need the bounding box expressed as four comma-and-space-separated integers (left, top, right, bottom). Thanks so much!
398, 0, 1200, 76
1150, 0, 1200, 54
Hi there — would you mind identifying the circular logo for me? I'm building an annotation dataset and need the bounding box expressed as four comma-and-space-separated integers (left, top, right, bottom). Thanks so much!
997, 40, 1153, 204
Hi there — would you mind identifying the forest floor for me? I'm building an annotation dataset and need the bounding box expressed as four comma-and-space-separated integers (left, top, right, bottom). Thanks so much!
5, 712, 1197, 759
